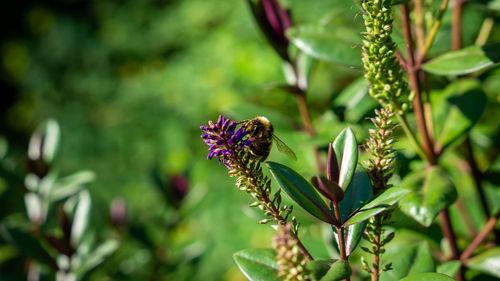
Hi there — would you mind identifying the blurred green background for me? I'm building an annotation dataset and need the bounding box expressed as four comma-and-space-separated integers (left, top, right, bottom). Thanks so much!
0, 0, 364, 280
1, 0, 499, 280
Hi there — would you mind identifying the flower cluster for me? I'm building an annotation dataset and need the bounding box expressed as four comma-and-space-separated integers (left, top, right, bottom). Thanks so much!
273, 223, 310, 281
361, 0, 411, 113
201, 115, 251, 169
363, 107, 396, 193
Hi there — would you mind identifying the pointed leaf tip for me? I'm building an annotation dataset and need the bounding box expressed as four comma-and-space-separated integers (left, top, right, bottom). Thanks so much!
266, 161, 336, 224
333, 127, 358, 191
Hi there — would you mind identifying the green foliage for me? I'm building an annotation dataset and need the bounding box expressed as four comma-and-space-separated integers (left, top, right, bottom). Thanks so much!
319, 260, 352, 281
399, 166, 457, 227
466, 247, 500, 278
380, 242, 435, 281
422, 43, 500, 76
332, 127, 358, 191
399, 273, 455, 281
266, 161, 335, 224
343, 187, 410, 226
432, 79, 487, 151
286, 25, 362, 67
233, 248, 280, 281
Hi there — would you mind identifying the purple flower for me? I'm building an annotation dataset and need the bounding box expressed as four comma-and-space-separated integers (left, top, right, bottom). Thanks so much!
201, 115, 252, 169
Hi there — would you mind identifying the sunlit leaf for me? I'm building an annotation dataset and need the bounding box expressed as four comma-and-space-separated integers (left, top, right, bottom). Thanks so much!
432, 79, 487, 151
466, 247, 500, 278
50, 171, 95, 201
307, 259, 334, 281
71, 190, 92, 248
73, 239, 119, 275
422, 43, 500, 76
436, 260, 461, 277
400, 273, 455, 281
286, 25, 361, 67
320, 260, 351, 281
233, 248, 280, 281
380, 242, 435, 281
332, 127, 358, 191
398, 167, 457, 227
343, 187, 410, 226
267, 161, 336, 224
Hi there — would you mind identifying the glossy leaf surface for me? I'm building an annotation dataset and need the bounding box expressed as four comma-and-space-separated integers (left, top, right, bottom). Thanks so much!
422, 43, 500, 75
267, 161, 335, 223
233, 248, 280, 281
467, 247, 500, 278
398, 167, 457, 227
400, 273, 455, 281
286, 25, 361, 67
307, 259, 334, 281
320, 260, 351, 281
380, 242, 435, 281
74, 239, 119, 275
332, 127, 358, 191
432, 79, 487, 151
343, 187, 410, 226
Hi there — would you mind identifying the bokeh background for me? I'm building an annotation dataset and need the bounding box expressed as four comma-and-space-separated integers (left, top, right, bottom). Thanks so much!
1, 0, 499, 280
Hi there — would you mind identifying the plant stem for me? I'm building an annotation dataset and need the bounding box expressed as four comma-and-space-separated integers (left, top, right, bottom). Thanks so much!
332, 201, 350, 281
439, 209, 464, 281
370, 216, 382, 281
475, 16, 494, 45
416, 0, 450, 66
291, 63, 325, 173
233, 155, 314, 261
460, 212, 500, 262
414, 0, 426, 52
401, 3, 436, 164
452, 0, 463, 51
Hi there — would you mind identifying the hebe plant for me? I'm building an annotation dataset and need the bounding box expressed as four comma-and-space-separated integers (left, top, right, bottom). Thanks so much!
202, 0, 500, 280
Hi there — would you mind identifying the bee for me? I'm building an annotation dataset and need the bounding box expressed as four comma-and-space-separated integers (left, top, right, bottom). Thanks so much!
240, 116, 297, 162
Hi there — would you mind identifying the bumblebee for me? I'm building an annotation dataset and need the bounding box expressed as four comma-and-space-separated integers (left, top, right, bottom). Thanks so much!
240, 116, 297, 161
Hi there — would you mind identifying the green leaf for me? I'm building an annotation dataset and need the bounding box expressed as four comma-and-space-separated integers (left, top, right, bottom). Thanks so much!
286, 25, 362, 67
335, 170, 373, 256
422, 43, 500, 76
400, 273, 455, 281
392, 0, 410, 4
432, 79, 487, 151
28, 119, 60, 164
343, 187, 410, 226
333, 77, 377, 122
380, 242, 435, 281
333, 127, 358, 191
467, 247, 500, 278
73, 239, 119, 275
398, 166, 457, 227
307, 259, 334, 281
50, 170, 95, 201
0, 225, 57, 269
437, 260, 461, 277
338, 169, 372, 222
71, 190, 92, 248
342, 222, 368, 257
320, 260, 351, 281
267, 161, 336, 224
233, 248, 280, 281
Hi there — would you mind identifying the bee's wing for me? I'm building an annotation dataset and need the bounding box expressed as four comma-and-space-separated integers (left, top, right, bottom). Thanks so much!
272, 135, 297, 161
